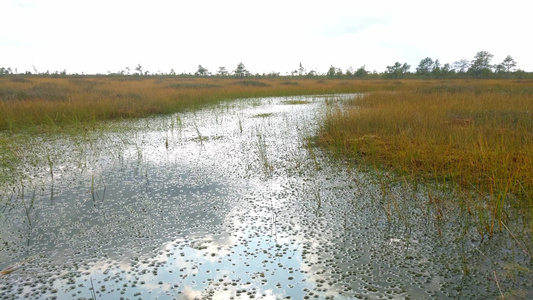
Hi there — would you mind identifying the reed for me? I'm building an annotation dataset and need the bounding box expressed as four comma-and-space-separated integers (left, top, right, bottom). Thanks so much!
318, 79, 533, 236
255, 127, 272, 177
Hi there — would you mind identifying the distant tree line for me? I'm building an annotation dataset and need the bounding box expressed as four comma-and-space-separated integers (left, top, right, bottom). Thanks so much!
1, 51, 531, 79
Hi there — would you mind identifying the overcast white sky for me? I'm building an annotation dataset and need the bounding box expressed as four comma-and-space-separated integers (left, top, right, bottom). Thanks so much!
1, 0, 531, 75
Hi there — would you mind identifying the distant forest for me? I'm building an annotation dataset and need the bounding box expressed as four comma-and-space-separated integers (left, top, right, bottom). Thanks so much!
1, 51, 532, 79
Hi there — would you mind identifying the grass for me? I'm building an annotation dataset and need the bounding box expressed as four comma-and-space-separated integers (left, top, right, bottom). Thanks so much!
0, 76, 375, 132
255, 127, 272, 177
317, 79, 533, 239
283, 100, 310, 105
252, 113, 275, 118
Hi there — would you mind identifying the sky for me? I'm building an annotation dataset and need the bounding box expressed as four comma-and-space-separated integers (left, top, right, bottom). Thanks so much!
1, 0, 532, 75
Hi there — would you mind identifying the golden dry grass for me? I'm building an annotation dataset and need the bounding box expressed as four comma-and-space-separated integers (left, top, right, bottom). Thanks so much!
318, 79, 533, 235
0, 76, 388, 132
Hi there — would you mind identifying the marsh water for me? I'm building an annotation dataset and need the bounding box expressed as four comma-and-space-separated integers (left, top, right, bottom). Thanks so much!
0, 95, 531, 299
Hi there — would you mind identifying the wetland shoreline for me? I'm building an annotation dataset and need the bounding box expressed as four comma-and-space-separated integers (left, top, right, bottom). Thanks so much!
0, 78, 532, 299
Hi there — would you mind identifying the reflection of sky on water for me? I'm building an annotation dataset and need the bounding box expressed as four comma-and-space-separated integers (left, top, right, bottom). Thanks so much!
0, 95, 345, 299
54, 232, 310, 299
1, 94, 531, 299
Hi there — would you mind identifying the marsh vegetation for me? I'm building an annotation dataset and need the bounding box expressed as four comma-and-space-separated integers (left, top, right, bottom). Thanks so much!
319, 80, 533, 239
0, 77, 532, 299
0, 77, 373, 132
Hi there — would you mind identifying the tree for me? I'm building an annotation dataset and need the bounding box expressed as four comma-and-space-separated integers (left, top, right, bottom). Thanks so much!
501, 55, 517, 73
495, 64, 506, 74
416, 57, 434, 77
298, 62, 306, 76
195, 65, 209, 76
432, 59, 442, 78
453, 59, 470, 74
386, 62, 410, 79
234, 63, 248, 78
217, 66, 229, 76
469, 50, 494, 77
440, 63, 454, 77
354, 65, 368, 78
0, 67, 13, 75
135, 64, 143, 76
345, 67, 354, 76
326, 66, 336, 78
307, 70, 317, 77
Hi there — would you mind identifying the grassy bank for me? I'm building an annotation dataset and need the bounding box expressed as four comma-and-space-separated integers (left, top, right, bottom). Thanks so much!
0, 76, 396, 132
318, 79, 533, 239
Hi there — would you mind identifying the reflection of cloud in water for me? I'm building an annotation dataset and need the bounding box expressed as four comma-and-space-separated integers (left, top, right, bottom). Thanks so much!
181, 286, 202, 299
48, 200, 313, 299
